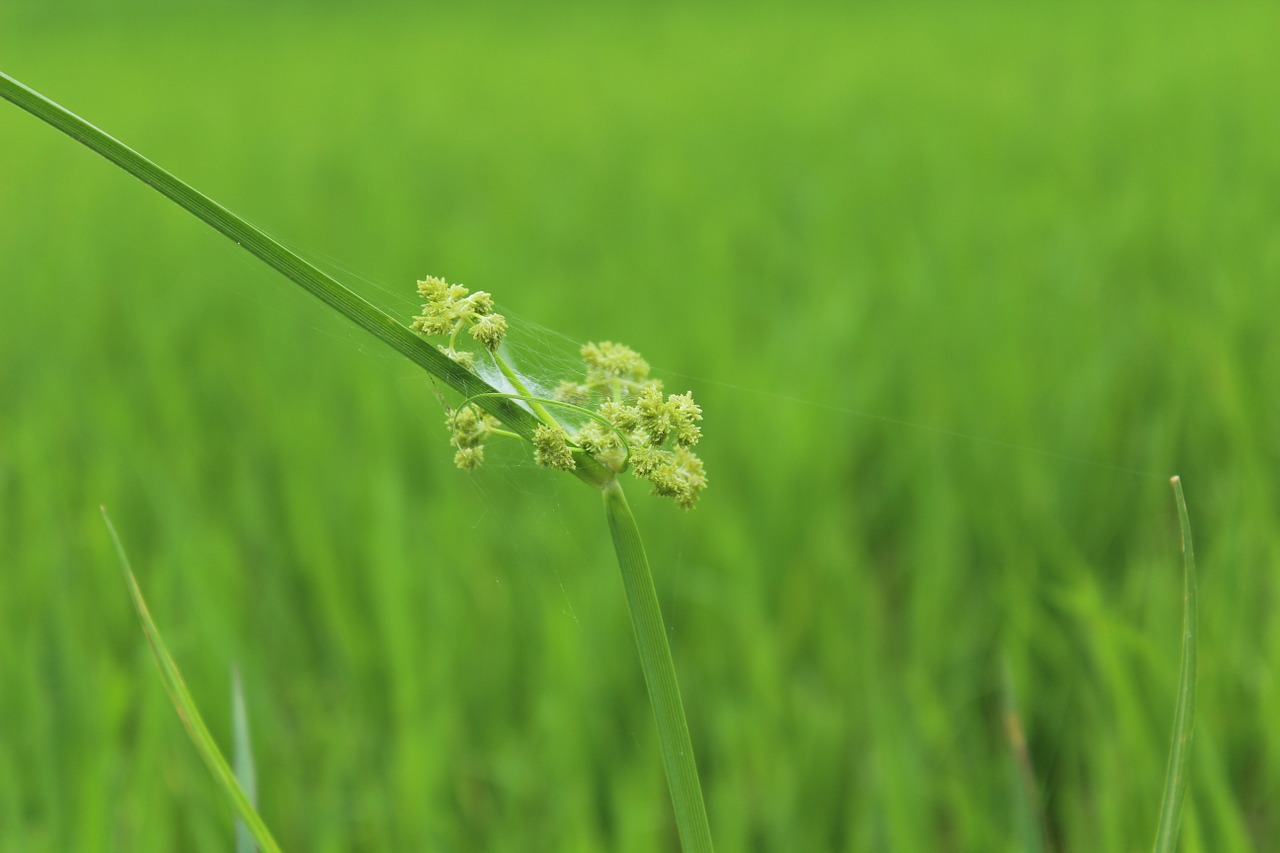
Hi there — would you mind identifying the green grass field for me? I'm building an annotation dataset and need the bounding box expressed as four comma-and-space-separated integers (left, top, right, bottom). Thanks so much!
3, 2, 1278, 850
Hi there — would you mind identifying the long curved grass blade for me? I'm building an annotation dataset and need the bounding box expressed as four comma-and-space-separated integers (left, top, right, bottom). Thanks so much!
602, 480, 714, 852
999, 659, 1047, 853
1152, 476, 1198, 853
232, 666, 259, 853
0, 71, 612, 488
101, 508, 283, 853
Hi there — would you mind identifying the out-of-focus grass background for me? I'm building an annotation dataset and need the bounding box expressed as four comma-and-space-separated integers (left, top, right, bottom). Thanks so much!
3, 2, 1278, 850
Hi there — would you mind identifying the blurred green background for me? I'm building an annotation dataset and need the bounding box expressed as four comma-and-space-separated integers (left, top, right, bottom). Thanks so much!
2, 2, 1278, 850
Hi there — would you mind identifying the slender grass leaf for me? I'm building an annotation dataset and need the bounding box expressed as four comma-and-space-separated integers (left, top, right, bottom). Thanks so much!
1000, 659, 1047, 853
1152, 476, 1198, 853
101, 508, 283, 853
232, 665, 259, 853
603, 480, 714, 853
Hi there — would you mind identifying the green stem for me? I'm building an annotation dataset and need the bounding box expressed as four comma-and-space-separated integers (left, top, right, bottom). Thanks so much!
0, 70, 616, 488
492, 351, 559, 427
1152, 476, 1198, 853
602, 479, 714, 853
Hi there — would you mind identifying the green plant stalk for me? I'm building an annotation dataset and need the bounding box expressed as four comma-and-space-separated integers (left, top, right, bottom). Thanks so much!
1153, 475, 1198, 853
492, 351, 560, 427
0, 70, 612, 489
603, 479, 714, 852
102, 509, 283, 853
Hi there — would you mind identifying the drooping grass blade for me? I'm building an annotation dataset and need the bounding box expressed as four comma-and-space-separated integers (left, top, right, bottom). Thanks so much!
101, 507, 283, 853
232, 665, 260, 853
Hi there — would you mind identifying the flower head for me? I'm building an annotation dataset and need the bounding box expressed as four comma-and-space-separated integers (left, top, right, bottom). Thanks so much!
447, 405, 499, 470
564, 341, 707, 508
438, 345, 475, 370
581, 341, 651, 395
410, 275, 507, 362
647, 446, 706, 510
469, 313, 508, 353
553, 381, 592, 406
409, 278, 705, 507
533, 424, 576, 471
453, 445, 485, 470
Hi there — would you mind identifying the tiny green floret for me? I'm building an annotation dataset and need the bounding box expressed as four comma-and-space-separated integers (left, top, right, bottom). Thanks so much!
581, 341, 653, 397
650, 446, 707, 510
447, 404, 498, 470
533, 423, 577, 471
438, 346, 475, 370
470, 313, 509, 353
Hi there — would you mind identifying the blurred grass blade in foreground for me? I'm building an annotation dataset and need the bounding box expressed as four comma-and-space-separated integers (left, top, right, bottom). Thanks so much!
233, 665, 260, 853
1000, 659, 1048, 853
1153, 476, 1198, 853
101, 507, 283, 853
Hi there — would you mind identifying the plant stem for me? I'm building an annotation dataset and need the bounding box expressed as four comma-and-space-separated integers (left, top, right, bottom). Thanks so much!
602, 479, 714, 852
492, 352, 560, 427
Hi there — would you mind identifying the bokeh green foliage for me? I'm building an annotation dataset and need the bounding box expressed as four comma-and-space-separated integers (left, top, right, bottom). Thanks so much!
2, 2, 1277, 850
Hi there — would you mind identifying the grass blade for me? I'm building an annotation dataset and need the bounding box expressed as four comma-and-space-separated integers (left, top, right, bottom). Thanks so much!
0, 70, 611, 488
602, 480, 714, 852
1000, 659, 1047, 853
101, 507, 283, 853
1152, 475, 1198, 853
232, 666, 259, 853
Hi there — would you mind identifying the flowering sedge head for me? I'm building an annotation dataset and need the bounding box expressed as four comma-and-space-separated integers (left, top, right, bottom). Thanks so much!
410, 277, 707, 509
558, 345, 706, 508
446, 404, 498, 470
410, 275, 508, 364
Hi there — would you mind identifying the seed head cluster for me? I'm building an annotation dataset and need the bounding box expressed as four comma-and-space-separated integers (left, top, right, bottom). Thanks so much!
410, 276, 508, 368
532, 423, 576, 471
447, 404, 498, 471
410, 276, 707, 508
563, 348, 706, 509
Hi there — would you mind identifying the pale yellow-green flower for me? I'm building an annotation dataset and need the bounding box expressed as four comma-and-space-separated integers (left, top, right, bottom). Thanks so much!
410, 275, 507, 363
410, 280, 706, 507
565, 342, 707, 508
447, 405, 499, 470
469, 313, 508, 353
533, 424, 576, 471
580, 341, 653, 396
